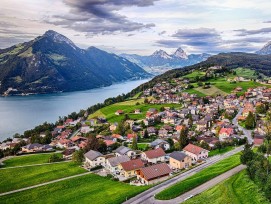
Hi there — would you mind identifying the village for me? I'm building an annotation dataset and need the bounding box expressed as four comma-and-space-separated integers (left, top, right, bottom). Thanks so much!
1, 68, 270, 186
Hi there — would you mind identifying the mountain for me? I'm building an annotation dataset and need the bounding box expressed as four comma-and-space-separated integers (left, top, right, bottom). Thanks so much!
256, 41, 271, 55
130, 52, 271, 93
120, 48, 211, 75
0, 30, 151, 95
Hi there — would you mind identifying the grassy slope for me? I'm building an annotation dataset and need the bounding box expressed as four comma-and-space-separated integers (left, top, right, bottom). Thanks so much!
0, 162, 86, 193
0, 173, 149, 204
88, 98, 181, 123
184, 71, 206, 79
3, 153, 62, 167
155, 154, 240, 200
235, 67, 256, 79
183, 170, 270, 204
195, 85, 227, 96
184, 89, 206, 97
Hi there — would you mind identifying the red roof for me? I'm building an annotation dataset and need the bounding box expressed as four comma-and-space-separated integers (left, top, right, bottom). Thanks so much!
183, 144, 206, 156
175, 125, 185, 131
254, 138, 264, 146
139, 163, 171, 180
219, 128, 233, 136
127, 133, 137, 139
104, 140, 115, 146
120, 159, 145, 171
144, 148, 165, 159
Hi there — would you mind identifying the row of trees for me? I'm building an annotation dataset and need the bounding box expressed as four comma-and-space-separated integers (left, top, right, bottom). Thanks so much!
241, 144, 271, 201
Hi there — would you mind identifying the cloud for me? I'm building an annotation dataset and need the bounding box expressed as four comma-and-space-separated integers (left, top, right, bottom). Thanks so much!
234, 27, 271, 36
158, 31, 166, 35
263, 21, 271, 23
44, 0, 158, 35
155, 27, 270, 53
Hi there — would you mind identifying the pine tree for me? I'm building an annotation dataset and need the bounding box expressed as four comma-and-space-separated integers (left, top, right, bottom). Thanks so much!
245, 111, 256, 129
131, 136, 138, 150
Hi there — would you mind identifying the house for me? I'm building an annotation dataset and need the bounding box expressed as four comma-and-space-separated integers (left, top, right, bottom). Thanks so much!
136, 163, 171, 185
141, 148, 166, 164
150, 139, 170, 151
126, 133, 137, 142
169, 151, 192, 169
115, 110, 124, 115
147, 127, 157, 135
219, 128, 233, 141
254, 138, 264, 147
62, 147, 78, 160
105, 155, 130, 173
134, 109, 141, 114
84, 150, 105, 168
81, 126, 93, 134
21, 143, 52, 153
115, 146, 136, 158
118, 159, 145, 178
183, 143, 208, 163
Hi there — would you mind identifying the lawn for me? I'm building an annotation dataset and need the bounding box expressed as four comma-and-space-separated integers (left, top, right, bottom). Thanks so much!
88, 99, 182, 123
129, 143, 150, 151
0, 173, 149, 204
194, 85, 227, 96
183, 170, 270, 204
155, 154, 241, 200
184, 89, 206, 97
208, 146, 234, 157
235, 67, 256, 79
0, 162, 86, 193
184, 71, 206, 79
2, 153, 62, 167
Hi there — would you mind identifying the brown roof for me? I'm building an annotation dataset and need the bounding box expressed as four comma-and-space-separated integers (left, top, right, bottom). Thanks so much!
120, 159, 145, 171
183, 144, 206, 156
254, 138, 264, 146
140, 163, 171, 180
144, 148, 165, 159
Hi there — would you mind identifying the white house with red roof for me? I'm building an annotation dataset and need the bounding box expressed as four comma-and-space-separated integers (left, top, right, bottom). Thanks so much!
219, 128, 234, 141
183, 143, 208, 163
141, 148, 166, 164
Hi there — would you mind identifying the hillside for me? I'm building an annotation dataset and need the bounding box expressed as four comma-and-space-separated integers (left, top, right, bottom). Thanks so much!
0, 30, 151, 95
128, 52, 271, 96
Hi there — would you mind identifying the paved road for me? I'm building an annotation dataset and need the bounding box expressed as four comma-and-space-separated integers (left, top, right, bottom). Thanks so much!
146, 165, 246, 204
123, 146, 243, 204
232, 107, 253, 144
0, 172, 92, 197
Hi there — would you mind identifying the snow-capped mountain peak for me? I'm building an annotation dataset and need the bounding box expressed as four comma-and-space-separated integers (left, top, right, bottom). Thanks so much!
256, 41, 271, 55
173, 47, 188, 59
152, 49, 172, 59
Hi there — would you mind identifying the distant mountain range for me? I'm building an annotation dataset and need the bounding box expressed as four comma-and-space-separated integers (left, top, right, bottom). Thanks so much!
0, 30, 151, 95
256, 41, 271, 55
121, 48, 211, 75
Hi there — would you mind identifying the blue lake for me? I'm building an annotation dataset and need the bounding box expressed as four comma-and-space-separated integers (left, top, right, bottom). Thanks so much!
0, 79, 149, 141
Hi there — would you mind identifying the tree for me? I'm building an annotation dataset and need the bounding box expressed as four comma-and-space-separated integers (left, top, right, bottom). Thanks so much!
167, 138, 174, 150
72, 149, 84, 164
131, 136, 138, 150
143, 130, 149, 139
265, 175, 271, 200
256, 104, 266, 114
48, 153, 62, 163
214, 141, 222, 152
114, 121, 126, 136
264, 120, 271, 175
174, 141, 181, 151
179, 126, 188, 149
245, 111, 255, 129
240, 143, 254, 165
85, 135, 100, 152
144, 98, 149, 104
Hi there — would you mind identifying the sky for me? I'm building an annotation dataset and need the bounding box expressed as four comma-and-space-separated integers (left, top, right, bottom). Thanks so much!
1, 0, 271, 55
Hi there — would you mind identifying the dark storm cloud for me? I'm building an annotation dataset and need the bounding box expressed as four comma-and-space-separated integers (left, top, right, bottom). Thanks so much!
44, 0, 158, 35
234, 27, 271, 36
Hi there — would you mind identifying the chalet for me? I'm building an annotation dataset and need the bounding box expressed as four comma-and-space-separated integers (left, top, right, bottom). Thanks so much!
84, 150, 105, 168
169, 151, 192, 169
115, 146, 136, 158
118, 159, 145, 178
136, 163, 171, 185
183, 143, 208, 163
150, 139, 170, 151
115, 110, 124, 115
219, 128, 233, 141
141, 148, 166, 164
105, 155, 130, 173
